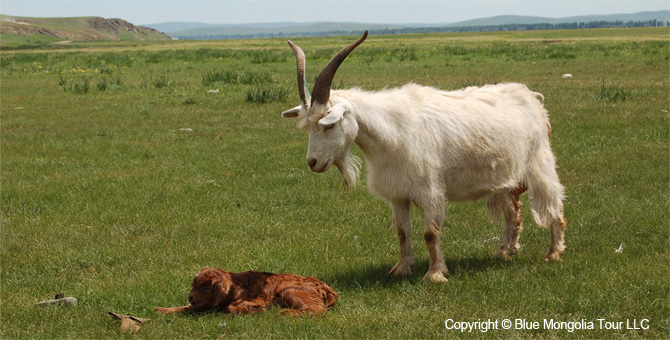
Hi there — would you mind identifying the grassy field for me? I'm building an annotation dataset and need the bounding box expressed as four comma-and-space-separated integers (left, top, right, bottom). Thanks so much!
1, 27, 668, 339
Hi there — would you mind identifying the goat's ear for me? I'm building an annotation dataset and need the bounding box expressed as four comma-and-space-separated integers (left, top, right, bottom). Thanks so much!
318, 103, 347, 126
282, 105, 302, 118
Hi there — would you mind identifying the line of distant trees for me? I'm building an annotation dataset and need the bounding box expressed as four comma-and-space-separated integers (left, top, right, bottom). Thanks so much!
376, 19, 670, 35
177, 19, 669, 40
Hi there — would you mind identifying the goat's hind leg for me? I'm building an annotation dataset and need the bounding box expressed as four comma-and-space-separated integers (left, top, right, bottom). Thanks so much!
489, 187, 525, 261
545, 216, 567, 261
526, 164, 566, 262
389, 199, 414, 277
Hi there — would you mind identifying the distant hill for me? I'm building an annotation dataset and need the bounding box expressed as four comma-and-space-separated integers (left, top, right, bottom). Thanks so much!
450, 10, 670, 26
0, 15, 171, 47
149, 21, 318, 34
148, 10, 669, 39
161, 22, 405, 39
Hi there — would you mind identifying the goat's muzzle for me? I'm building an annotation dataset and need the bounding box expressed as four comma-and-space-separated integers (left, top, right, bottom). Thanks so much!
307, 158, 317, 170
307, 158, 332, 173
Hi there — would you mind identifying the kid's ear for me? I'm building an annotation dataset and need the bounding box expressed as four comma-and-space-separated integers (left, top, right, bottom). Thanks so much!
281, 105, 302, 118
318, 103, 347, 126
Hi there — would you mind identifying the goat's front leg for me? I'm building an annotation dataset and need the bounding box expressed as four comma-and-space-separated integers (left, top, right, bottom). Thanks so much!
389, 199, 414, 277
423, 202, 449, 283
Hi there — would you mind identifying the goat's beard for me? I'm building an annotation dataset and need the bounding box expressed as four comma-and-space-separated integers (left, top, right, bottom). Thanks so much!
335, 152, 360, 190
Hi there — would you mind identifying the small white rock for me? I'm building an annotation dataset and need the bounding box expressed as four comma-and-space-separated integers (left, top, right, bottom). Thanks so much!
615, 243, 623, 254
34, 296, 78, 307
562, 74, 573, 79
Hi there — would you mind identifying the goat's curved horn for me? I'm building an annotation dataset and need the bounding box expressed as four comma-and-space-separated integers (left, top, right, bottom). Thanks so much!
311, 30, 368, 107
288, 40, 310, 108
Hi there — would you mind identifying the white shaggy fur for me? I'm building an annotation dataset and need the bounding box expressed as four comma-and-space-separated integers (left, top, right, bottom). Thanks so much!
284, 81, 567, 283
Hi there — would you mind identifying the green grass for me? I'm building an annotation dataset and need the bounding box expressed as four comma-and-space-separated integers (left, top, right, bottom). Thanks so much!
594, 78, 632, 102
1, 28, 669, 339
246, 84, 292, 103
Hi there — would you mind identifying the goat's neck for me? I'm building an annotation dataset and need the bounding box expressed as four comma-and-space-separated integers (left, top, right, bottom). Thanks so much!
349, 100, 400, 159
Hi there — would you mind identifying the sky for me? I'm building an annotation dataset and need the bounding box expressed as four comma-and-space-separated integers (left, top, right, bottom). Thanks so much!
1, 0, 668, 26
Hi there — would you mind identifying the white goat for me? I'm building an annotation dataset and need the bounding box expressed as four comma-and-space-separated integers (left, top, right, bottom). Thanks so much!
281, 31, 566, 283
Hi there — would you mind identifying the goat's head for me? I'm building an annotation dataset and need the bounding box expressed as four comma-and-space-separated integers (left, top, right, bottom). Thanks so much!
282, 31, 368, 188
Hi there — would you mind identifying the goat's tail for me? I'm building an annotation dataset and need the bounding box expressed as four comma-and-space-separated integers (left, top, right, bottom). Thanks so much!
525, 149, 565, 227
521, 88, 563, 227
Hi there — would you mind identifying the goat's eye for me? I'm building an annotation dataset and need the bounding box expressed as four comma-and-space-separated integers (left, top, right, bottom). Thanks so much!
324, 123, 335, 131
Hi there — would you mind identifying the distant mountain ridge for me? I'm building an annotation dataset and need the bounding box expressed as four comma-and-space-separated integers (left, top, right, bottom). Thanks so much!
167, 22, 405, 39
147, 10, 669, 39
148, 21, 319, 33
450, 11, 670, 26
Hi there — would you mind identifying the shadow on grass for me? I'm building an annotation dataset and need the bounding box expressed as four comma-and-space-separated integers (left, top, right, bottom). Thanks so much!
330, 255, 514, 291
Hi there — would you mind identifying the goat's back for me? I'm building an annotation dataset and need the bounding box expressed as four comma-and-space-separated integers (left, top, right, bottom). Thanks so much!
343, 83, 555, 204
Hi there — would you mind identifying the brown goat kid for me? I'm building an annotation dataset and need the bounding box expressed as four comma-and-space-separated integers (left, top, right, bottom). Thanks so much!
153, 268, 338, 317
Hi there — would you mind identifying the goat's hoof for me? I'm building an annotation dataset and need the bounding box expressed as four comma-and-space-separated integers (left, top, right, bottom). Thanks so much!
544, 251, 563, 262
423, 270, 449, 284
389, 261, 414, 277
494, 243, 520, 261
493, 248, 516, 261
